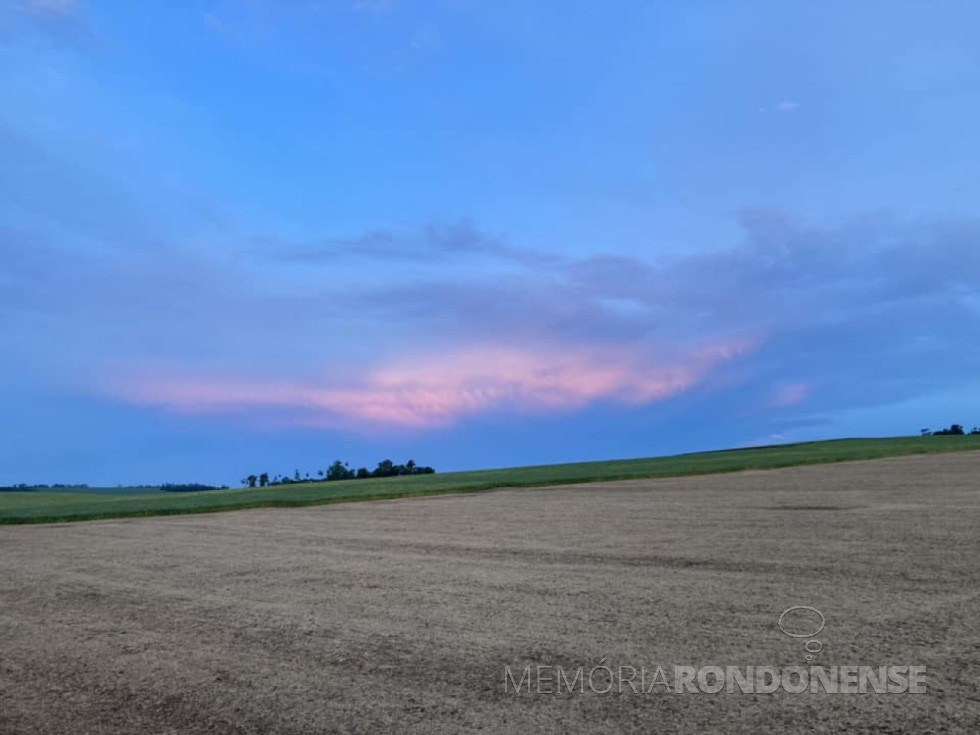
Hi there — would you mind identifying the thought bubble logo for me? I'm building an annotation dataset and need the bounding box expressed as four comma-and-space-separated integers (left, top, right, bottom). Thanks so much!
778, 606, 825, 662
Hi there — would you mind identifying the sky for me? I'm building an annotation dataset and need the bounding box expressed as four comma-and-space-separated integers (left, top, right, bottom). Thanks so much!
2, 0, 979, 485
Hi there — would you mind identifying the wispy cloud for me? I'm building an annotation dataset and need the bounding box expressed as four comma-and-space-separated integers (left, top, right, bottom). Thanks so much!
15, 0, 93, 44
114, 339, 756, 429
351, 0, 396, 15
767, 382, 812, 408
20, 0, 77, 18
202, 12, 226, 36
410, 25, 439, 51
3, 116, 978, 437
759, 101, 802, 114
270, 219, 558, 267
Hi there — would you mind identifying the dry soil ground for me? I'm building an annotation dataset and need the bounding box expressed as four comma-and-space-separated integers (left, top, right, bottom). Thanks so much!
1, 452, 979, 733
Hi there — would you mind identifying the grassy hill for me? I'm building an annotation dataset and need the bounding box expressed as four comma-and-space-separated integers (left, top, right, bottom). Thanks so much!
2, 435, 978, 525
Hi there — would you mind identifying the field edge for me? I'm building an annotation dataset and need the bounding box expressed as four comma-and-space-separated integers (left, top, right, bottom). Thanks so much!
3, 436, 978, 525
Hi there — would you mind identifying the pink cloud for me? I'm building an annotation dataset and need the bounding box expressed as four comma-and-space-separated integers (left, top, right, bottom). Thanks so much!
768, 381, 812, 408
113, 340, 756, 430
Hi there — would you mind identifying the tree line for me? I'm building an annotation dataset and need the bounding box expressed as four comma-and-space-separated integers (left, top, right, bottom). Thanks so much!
920, 424, 980, 436
160, 483, 224, 493
0, 483, 89, 492
240, 458, 435, 488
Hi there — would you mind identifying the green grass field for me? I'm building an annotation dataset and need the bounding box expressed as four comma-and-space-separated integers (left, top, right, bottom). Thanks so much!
2, 435, 978, 525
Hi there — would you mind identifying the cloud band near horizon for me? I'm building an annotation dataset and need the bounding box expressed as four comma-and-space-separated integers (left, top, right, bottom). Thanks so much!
113, 339, 758, 430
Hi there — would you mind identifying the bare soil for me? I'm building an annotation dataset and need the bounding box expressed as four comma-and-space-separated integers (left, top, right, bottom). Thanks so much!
2, 452, 979, 733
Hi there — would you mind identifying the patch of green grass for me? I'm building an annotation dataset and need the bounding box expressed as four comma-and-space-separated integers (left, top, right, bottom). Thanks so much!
2, 436, 978, 525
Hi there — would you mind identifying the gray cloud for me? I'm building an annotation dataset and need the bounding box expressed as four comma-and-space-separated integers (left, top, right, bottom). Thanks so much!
270, 218, 561, 267
0, 122, 202, 252
2, 112, 977, 436
333, 210, 980, 429
21, 0, 77, 18
351, 209, 980, 341
11, 0, 94, 45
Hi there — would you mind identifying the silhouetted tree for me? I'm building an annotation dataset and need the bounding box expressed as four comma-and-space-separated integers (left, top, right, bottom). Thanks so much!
932, 424, 966, 436
373, 459, 395, 477
161, 483, 218, 493
243, 458, 435, 487
327, 460, 354, 481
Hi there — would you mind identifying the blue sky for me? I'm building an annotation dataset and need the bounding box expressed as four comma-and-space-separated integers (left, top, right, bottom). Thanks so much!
2, 0, 979, 485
